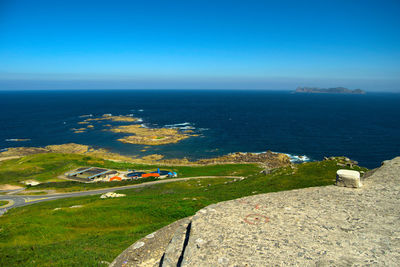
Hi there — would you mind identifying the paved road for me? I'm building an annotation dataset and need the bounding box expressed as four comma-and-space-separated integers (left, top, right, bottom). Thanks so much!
0, 176, 242, 215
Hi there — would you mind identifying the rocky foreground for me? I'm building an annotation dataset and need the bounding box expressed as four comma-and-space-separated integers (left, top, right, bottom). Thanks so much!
111, 157, 400, 266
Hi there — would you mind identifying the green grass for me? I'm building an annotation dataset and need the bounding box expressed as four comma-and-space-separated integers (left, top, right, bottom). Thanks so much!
0, 159, 368, 266
17, 191, 51, 196
27, 177, 159, 193
0, 153, 261, 192
0, 200, 8, 207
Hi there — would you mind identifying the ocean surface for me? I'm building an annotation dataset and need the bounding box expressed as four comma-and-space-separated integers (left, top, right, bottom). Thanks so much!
0, 89, 399, 168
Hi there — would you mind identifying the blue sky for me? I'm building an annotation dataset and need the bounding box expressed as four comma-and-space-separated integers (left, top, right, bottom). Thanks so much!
0, 0, 399, 91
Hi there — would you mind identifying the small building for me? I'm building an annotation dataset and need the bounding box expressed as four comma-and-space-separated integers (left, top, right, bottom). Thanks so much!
66, 167, 118, 182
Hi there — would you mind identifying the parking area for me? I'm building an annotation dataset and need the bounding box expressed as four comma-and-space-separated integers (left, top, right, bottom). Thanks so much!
65, 167, 177, 183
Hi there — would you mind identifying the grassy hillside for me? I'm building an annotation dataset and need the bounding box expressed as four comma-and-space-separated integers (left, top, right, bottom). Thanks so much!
0, 160, 368, 266
0, 153, 261, 192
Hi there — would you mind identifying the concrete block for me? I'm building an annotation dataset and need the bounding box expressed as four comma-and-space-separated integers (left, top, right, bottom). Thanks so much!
336, 169, 362, 188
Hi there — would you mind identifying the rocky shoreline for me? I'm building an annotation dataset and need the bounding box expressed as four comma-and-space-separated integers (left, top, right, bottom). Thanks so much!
0, 143, 290, 168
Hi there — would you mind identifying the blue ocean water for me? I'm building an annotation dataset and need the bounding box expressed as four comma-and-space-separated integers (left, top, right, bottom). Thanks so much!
0, 89, 399, 168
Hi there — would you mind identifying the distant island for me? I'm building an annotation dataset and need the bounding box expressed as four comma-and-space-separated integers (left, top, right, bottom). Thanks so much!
295, 87, 365, 94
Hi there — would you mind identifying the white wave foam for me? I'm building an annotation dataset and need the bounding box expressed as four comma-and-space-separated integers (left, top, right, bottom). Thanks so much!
165, 122, 191, 127
138, 109, 144, 112
5, 139, 31, 142
79, 114, 93, 118
0, 148, 7, 152
179, 126, 195, 130
284, 153, 311, 163
140, 124, 149, 128
136, 118, 143, 122
249, 151, 311, 163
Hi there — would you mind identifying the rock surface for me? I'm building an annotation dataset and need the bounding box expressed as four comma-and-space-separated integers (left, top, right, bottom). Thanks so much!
110, 218, 191, 267
127, 156, 400, 266
169, 157, 400, 266
295, 86, 365, 94
161, 151, 291, 170
100, 192, 126, 199
336, 169, 362, 188
21, 180, 41, 186
110, 124, 191, 145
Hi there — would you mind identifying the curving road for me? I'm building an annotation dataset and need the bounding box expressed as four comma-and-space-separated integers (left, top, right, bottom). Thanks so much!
0, 176, 242, 215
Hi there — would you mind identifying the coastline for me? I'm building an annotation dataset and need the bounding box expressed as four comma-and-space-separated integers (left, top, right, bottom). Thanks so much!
0, 143, 292, 168
2, 90, 398, 168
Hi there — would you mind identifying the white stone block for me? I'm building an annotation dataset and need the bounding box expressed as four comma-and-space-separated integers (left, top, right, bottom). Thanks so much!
336, 169, 362, 188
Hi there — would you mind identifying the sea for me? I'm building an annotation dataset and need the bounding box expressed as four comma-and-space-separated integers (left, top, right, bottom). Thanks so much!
0, 89, 399, 169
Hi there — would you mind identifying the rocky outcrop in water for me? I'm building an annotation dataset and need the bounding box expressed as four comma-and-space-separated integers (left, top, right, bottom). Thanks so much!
295, 87, 365, 94
110, 124, 191, 145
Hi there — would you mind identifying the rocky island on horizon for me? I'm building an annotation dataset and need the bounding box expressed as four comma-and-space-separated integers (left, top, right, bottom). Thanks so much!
295, 86, 366, 94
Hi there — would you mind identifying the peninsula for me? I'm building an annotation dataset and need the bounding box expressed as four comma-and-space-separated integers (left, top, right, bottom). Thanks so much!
295, 87, 365, 94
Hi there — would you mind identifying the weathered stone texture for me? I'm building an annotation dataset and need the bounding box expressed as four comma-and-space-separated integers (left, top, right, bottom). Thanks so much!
173, 157, 400, 266
336, 169, 362, 188
113, 157, 400, 266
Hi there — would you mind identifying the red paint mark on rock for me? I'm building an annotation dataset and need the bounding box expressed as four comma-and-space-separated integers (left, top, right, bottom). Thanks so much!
243, 214, 269, 225
236, 199, 249, 204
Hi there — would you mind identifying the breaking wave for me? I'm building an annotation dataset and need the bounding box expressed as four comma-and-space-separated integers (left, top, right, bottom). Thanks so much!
179, 126, 195, 130
79, 114, 93, 118
164, 122, 191, 128
251, 151, 311, 163
284, 153, 311, 163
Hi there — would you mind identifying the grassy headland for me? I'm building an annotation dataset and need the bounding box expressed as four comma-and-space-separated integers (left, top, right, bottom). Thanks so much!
0, 152, 261, 192
0, 159, 368, 266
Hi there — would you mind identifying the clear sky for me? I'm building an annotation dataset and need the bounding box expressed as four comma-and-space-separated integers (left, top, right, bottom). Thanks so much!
0, 0, 399, 91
